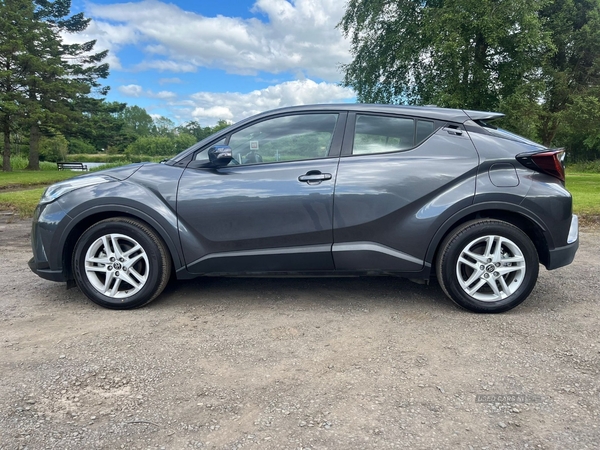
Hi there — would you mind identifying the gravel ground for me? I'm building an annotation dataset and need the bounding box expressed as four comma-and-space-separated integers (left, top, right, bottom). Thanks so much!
1, 215, 599, 450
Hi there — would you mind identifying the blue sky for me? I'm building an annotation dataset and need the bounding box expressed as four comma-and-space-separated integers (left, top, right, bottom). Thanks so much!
68, 0, 355, 125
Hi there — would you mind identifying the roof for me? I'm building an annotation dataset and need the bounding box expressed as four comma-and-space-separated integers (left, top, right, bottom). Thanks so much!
241, 103, 504, 123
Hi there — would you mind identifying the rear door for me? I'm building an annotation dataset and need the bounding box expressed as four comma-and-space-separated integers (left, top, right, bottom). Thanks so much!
177, 112, 346, 274
332, 112, 480, 272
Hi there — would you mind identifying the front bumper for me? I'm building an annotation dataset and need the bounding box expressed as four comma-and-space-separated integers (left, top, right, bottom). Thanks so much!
29, 201, 70, 283
28, 257, 66, 282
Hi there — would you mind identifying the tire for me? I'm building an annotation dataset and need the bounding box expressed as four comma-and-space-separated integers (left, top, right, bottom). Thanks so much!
436, 219, 539, 313
72, 217, 171, 309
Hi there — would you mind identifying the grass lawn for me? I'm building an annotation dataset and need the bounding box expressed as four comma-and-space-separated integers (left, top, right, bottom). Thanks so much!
566, 172, 600, 216
0, 170, 78, 190
0, 187, 45, 217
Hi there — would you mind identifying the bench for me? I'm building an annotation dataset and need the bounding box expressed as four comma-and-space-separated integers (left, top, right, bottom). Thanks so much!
57, 162, 88, 171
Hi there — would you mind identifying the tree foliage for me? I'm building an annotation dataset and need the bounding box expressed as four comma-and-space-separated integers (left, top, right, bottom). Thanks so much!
118, 105, 154, 137
340, 0, 600, 160
0, 0, 110, 171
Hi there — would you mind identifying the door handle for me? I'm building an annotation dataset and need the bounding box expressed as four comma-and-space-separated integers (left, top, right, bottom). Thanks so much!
298, 171, 332, 184
443, 127, 463, 136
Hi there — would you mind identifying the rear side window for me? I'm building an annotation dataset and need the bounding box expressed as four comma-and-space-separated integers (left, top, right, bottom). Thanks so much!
352, 115, 436, 155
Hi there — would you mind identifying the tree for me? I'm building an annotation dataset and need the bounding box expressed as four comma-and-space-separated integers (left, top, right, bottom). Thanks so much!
0, 0, 39, 171
24, 0, 109, 170
537, 0, 600, 154
340, 0, 600, 159
118, 105, 154, 137
39, 132, 68, 161
340, 0, 549, 110
64, 100, 130, 152
176, 119, 231, 142
152, 116, 175, 137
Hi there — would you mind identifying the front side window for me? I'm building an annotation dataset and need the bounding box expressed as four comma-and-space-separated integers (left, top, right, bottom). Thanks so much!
227, 114, 338, 165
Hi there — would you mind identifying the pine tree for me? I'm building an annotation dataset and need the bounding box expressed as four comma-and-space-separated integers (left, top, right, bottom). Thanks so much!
0, 0, 39, 171
25, 0, 109, 169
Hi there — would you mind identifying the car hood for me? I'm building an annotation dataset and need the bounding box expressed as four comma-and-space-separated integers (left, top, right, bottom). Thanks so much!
90, 163, 146, 180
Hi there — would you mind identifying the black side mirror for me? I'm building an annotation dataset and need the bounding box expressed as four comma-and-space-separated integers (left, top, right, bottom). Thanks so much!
207, 145, 233, 167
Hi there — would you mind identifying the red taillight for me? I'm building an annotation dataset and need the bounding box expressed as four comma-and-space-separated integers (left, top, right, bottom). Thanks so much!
516, 149, 566, 182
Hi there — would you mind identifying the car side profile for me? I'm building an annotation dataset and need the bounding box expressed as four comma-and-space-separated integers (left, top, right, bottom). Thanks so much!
29, 104, 579, 312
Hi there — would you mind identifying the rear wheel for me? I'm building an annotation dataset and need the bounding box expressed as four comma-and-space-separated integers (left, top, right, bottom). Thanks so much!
72, 218, 171, 309
436, 219, 539, 313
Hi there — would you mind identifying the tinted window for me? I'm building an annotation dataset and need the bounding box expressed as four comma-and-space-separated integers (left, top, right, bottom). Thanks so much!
227, 114, 338, 165
416, 120, 435, 145
353, 115, 415, 155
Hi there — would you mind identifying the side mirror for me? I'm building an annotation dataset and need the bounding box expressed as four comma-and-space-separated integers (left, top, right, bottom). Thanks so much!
208, 145, 233, 167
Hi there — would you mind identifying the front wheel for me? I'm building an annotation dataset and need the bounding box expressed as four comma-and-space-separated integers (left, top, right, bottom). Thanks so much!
436, 219, 539, 313
72, 218, 171, 309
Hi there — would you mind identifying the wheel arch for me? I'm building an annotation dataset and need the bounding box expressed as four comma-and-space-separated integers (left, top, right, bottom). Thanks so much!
60, 204, 184, 281
426, 202, 552, 271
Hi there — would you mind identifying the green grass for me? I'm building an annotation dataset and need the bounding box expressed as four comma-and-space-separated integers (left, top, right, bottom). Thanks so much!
10, 156, 60, 171
0, 187, 45, 216
0, 170, 79, 189
566, 172, 600, 216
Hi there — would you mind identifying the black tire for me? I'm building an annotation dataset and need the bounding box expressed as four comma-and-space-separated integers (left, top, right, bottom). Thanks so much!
72, 217, 171, 309
436, 219, 539, 313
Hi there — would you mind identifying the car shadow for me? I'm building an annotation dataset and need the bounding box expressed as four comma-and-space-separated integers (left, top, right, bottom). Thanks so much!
153, 275, 457, 313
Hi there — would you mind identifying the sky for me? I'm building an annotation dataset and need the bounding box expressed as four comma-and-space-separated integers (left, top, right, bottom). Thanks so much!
67, 0, 356, 125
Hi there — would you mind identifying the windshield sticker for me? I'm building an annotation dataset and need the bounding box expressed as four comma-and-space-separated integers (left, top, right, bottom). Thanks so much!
250, 141, 259, 150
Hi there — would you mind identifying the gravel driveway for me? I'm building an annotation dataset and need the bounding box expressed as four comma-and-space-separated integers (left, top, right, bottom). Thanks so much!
1, 216, 599, 450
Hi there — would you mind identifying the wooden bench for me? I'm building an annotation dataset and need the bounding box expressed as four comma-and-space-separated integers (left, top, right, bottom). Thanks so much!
57, 162, 88, 171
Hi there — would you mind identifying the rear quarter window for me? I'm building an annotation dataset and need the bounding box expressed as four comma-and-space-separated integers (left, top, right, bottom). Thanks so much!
352, 115, 436, 155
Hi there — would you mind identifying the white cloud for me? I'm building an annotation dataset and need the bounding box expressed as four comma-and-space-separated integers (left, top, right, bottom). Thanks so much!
184, 79, 354, 124
118, 84, 144, 97
117, 84, 176, 100
133, 60, 197, 73
158, 77, 183, 85
154, 91, 177, 99
85, 0, 351, 80
61, 19, 141, 71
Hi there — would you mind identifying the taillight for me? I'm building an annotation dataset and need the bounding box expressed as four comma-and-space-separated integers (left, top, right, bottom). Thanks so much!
515, 149, 566, 182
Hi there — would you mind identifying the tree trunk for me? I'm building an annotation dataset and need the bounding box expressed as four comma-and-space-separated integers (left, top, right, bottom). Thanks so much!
2, 119, 11, 172
27, 123, 41, 170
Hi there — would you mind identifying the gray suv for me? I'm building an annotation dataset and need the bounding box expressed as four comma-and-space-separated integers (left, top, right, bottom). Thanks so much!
29, 104, 579, 312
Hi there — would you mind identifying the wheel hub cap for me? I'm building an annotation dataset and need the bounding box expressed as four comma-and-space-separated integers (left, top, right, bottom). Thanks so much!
456, 235, 527, 302
84, 233, 149, 299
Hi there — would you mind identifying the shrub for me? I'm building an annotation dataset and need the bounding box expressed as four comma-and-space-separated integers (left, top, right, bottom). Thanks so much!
68, 138, 97, 154
39, 135, 69, 162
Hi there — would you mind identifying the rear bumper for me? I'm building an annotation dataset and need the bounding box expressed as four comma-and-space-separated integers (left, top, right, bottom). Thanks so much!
28, 257, 66, 282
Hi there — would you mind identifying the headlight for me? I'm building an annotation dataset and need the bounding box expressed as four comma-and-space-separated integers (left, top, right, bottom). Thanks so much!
40, 175, 116, 205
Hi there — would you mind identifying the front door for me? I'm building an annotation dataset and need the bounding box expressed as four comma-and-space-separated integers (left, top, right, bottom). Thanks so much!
177, 112, 345, 274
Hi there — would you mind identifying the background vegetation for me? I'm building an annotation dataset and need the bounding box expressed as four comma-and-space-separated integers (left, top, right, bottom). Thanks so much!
341, 0, 600, 162
0, 1, 229, 171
